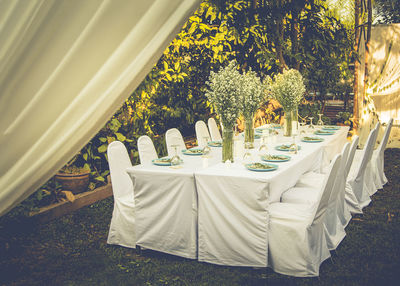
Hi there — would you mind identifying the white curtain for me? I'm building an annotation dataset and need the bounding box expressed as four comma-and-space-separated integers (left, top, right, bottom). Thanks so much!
369, 24, 400, 148
0, 0, 200, 216
359, 24, 400, 148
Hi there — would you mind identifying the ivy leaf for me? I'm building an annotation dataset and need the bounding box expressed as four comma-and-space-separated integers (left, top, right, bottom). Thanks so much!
116, 133, 126, 142
94, 176, 105, 182
98, 144, 108, 153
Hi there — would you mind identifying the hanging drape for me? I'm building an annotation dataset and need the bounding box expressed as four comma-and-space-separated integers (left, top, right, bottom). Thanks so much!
358, 24, 400, 148
0, 0, 200, 216
369, 24, 400, 148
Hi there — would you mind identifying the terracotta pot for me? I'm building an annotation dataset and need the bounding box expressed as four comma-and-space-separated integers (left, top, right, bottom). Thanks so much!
55, 171, 90, 194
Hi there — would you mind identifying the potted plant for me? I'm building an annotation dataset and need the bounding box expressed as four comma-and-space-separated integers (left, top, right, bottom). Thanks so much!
55, 155, 91, 195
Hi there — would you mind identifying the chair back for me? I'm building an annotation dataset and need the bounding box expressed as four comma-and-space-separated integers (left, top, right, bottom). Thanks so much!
165, 128, 186, 157
107, 141, 133, 199
355, 128, 377, 179
138, 135, 158, 165
313, 154, 342, 225
329, 142, 350, 204
345, 135, 359, 178
195, 120, 211, 147
208, 118, 222, 141
377, 118, 393, 156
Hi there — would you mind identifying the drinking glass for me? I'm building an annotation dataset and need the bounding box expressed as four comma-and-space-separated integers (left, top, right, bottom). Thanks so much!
308, 117, 315, 135
243, 142, 253, 165
317, 113, 324, 127
299, 120, 307, 139
289, 135, 298, 155
202, 136, 211, 156
170, 144, 181, 166
258, 130, 269, 156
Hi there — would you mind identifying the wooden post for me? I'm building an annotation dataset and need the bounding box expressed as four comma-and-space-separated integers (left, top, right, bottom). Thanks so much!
353, 0, 361, 132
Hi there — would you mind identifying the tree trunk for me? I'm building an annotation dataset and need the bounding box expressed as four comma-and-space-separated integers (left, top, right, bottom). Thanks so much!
275, 0, 286, 72
353, 0, 361, 132
364, 0, 372, 96
291, 11, 300, 70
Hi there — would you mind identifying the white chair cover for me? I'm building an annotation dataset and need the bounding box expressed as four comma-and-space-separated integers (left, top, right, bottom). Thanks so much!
281, 146, 347, 251
360, 122, 381, 196
107, 141, 136, 248
195, 120, 211, 148
345, 128, 378, 213
269, 154, 342, 277
128, 170, 198, 259
371, 118, 393, 189
137, 135, 158, 165
339, 136, 360, 227
165, 128, 186, 157
208, 118, 222, 141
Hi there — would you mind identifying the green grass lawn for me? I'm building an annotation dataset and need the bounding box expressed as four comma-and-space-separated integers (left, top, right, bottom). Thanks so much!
1, 149, 399, 286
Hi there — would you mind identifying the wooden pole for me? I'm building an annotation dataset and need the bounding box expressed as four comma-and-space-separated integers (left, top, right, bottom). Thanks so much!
353, 0, 361, 132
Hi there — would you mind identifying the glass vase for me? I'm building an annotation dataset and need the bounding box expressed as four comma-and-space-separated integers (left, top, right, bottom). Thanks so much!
283, 108, 298, 137
222, 128, 234, 163
244, 116, 255, 149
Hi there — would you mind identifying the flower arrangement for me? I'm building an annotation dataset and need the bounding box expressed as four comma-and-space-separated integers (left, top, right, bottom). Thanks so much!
239, 69, 266, 147
239, 69, 266, 118
205, 60, 242, 129
267, 68, 305, 112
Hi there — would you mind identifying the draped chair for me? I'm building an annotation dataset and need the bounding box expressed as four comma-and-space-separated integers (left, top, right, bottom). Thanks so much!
345, 127, 378, 214
371, 118, 393, 190
165, 128, 186, 157
282, 142, 349, 251
208, 118, 222, 141
353, 122, 381, 197
195, 120, 211, 148
340, 135, 359, 227
269, 154, 341, 276
107, 141, 136, 248
137, 135, 158, 165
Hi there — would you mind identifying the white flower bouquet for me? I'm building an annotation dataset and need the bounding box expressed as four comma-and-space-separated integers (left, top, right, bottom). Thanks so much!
205, 60, 242, 129
268, 68, 305, 112
239, 69, 265, 118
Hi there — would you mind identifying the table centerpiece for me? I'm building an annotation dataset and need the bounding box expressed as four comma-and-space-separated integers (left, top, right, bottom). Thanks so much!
239, 69, 266, 149
268, 69, 305, 136
206, 60, 242, 162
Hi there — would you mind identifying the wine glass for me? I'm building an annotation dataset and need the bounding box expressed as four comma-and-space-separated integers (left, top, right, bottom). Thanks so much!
289, 135, 298, 155
243, 142, 253, 165
317, 113, 324, 127
299, 119, 307, 139
308, 117, 315, 135
202, 136, 211, 156
170, 144, 181, 166
258, 130, 269, 156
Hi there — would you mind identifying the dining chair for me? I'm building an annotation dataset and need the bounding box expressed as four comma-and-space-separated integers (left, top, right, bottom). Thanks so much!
339, 135, 359, 227
165, 128, 186, 157
345, 127, 378, 214
281, 145, 347, 251
208, 118, 222, 141
137, 135, 158, 165
195, 120, 211, 148
269, 154, 342, 277
354, 122, 381, 196
371, 118, 393, 190
107, 141, 136, 248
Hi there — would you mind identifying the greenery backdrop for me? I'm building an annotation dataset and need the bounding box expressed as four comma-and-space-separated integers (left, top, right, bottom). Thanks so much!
11, 0, 359, 215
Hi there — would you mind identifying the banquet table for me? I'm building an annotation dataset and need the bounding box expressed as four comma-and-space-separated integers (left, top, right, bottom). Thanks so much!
126, 125, 349, 265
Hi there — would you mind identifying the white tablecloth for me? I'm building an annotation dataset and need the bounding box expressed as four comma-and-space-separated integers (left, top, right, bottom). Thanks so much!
126, 126, 349, 264
195, 126, 348, 266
